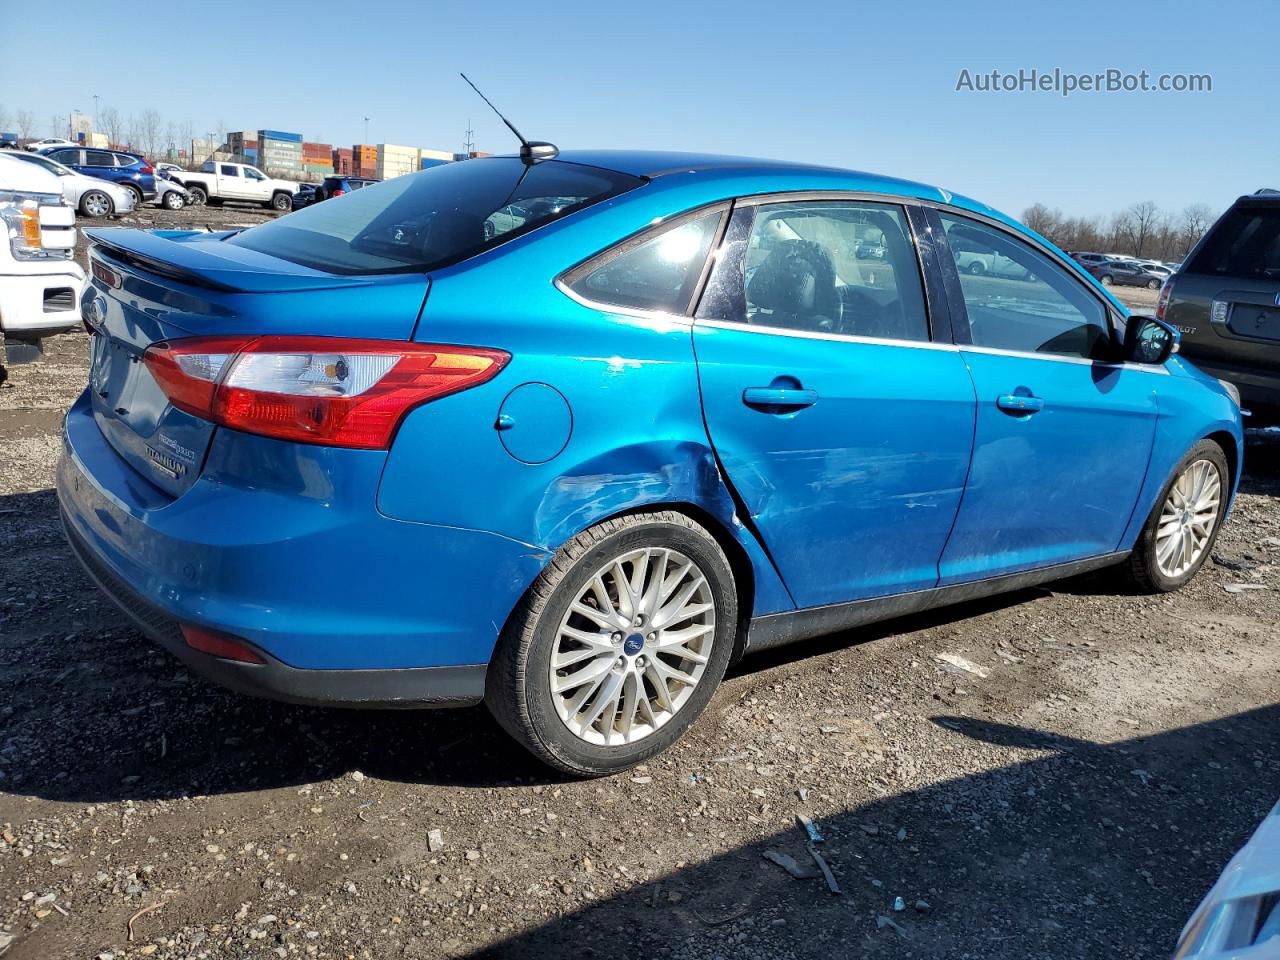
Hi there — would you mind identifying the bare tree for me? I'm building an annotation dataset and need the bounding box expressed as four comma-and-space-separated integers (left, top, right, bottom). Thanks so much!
137, 108, 162, 158
50, 114, 63, 138
99, 106, 124, 148
1021, 203, 1061, 241
0, 105, 9, 133
1125, 201, 1162, 258
16, 110, 34, 139
1179, 204, 1215, 255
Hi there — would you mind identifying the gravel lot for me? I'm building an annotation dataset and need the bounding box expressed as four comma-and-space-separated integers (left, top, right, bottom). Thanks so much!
1, 218, 1277, 960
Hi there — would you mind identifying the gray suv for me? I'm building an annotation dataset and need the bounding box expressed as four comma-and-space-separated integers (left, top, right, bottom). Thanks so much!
1162, 189, 1280, 423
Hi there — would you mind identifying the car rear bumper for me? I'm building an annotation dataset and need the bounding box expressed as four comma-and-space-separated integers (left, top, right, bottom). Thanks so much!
56, 390, 547, 706
1184, 358, 1280, 413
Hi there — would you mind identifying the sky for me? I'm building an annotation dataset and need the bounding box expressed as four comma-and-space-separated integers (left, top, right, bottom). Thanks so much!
3, 0, 1276, 221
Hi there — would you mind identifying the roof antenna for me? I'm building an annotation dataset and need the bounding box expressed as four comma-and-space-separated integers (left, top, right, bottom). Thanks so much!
460, 73, 558, 164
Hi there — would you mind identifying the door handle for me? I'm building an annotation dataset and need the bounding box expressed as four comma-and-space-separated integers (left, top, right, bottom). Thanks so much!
996, 393, 1044, 414
743, 386, 819, 410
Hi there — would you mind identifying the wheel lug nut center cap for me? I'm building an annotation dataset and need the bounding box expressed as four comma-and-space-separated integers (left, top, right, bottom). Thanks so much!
623, 633, 645, 656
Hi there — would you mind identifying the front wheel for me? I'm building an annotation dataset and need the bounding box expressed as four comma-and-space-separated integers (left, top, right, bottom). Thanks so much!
186, 184, 207, 205
271, 193, 291, 211
1147, 278, 1161, 289
1100, 274, 1114, 286
1124, 439, 1229, 592
487, 511, 738, 776
967, 261, 986, 276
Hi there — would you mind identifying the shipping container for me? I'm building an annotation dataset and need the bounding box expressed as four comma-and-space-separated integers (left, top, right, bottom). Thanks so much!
420, 157, 449, 169
258, 129, 302, 143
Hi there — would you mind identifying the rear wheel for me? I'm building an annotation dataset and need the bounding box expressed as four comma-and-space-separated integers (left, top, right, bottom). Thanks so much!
79, 190, 113, 218
125, 185, 144, 208
487, 512, 738, 776
967, 261, 986, 275
1124, 439, 1228, 592
162, 189, 185, 210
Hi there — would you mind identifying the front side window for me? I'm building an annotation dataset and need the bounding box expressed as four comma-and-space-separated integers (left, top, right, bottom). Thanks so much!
698, 200, 930, 342
562, 209, 723, 314
244, 168, 265, 181
939, 213, 1109, 360
228, 157, 644, 275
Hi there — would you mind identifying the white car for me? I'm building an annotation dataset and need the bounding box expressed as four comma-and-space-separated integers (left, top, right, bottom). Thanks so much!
24, 137, 78, 152
175, 161, 298, 211
3, 150, 135, 218
0, 153, 85, 381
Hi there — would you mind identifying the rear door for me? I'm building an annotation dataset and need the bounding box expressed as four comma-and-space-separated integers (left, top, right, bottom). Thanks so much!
83, 149, 118, 185
931, 209, 1158, 582
692, 198, 976, 608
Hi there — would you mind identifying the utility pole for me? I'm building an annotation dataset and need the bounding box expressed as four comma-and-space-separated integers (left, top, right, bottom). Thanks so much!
363, 117, 370, 144
92, 94, 100, 133
68, 110, 76, 141
463, 119, 475, 157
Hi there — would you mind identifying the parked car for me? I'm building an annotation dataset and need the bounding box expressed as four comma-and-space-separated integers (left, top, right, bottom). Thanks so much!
3, 149, 136, 218
154, 162, 184, 175
1071, 252, 1113, 267
1161, 188, 1280, 423
175, 161, 297, 211
153, 170, 190, 210
60, 152, 1242, 776
1173, 795, 1280, 957
24, 137, 78, 152
0, 153, 84, 382
291, 183, 317, 209
1087, 259, 1166, 289
310, 175, 381, 203
38, 146, 156, 206
0, 133, 19, 150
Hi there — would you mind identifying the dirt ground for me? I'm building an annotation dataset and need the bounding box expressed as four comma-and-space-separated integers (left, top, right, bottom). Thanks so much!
1, 220, 1277, 960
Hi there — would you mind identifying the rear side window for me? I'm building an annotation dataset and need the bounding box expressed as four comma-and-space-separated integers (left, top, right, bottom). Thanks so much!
113, 154, 136, 167
85, 150, 114, 167
220, 164, 239, 177
562, 209, 723, 314
227, 158, 644, 275
1187, 205, 1280, 280
698, 200, 930, 342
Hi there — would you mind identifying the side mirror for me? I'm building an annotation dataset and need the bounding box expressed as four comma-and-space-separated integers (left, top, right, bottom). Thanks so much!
1124, 314, 1179, 365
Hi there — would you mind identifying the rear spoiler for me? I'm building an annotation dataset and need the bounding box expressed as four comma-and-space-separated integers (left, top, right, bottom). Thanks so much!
85, 228, 376, 294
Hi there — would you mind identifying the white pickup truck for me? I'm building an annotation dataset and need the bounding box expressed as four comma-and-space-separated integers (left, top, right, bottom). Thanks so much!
177, 162, 298, 212
0, 153, 84, 382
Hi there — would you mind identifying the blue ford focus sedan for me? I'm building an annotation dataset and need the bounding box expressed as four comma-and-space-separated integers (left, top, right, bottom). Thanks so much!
59, 151, 1243, 775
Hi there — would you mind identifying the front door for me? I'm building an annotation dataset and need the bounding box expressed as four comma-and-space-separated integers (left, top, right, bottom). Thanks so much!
931, 210, 1158, 582
693, 199, 976, 609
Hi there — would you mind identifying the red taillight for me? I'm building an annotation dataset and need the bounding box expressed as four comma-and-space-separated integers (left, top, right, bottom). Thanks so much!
332, 189, 346, 197
1156, 278, 1174, 322
140, 162, 154, 174
143, 336, 509, 449
181, 624, 265, 664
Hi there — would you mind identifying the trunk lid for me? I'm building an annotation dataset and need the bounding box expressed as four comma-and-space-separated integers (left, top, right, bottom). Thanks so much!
83, 228, 430, 497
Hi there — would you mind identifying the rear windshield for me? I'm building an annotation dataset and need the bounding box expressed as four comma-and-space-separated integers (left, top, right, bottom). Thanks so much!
227, 158, 645, 275
1186, 204, 1280, 281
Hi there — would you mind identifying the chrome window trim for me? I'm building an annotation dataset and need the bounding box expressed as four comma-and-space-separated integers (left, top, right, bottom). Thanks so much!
694, 318, 960, 352
553, 278, 695, 327
960, 343, 1170, 375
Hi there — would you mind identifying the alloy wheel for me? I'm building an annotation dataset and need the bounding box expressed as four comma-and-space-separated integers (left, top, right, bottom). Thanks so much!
1155, 458, 1222, 578
82, 192, 110, 217
550, 547, 715, 746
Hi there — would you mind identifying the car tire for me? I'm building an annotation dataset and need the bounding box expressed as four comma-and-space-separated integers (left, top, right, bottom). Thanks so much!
79, 190, 113, 218
162, 190, 185, 210
271, 193, 291, 212
967, 261, 986, 276
1123, 439, 1229, 593
1147, 278, 1160, 289
186, 185, 207, 205
1100, 274, 1114, 286
486, 511, 739, 777
125, 185, 144, 208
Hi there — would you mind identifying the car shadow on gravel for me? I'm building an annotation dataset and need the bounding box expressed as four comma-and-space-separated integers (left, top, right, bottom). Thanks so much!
464, 708, 1280, 960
